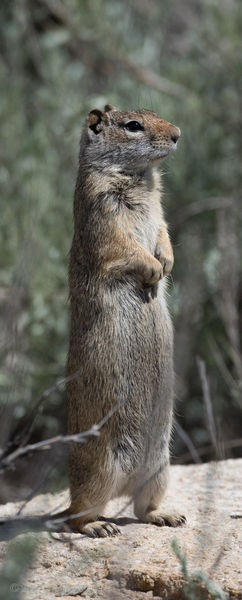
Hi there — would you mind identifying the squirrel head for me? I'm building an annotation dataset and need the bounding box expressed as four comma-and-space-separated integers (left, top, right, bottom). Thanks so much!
81, 105, 181, 172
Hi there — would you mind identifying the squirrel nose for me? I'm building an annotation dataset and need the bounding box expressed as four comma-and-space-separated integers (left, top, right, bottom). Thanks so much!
170, 125, 181, 144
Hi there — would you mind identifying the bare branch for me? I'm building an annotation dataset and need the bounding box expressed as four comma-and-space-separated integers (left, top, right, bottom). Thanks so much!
174, 437, 242, 464
0, 397, 122, 473
16, 369, 83, 448
197, 357, 223, 460
0, 368, 83, 461
174, 418, 202, 464
16, 463, 56, 517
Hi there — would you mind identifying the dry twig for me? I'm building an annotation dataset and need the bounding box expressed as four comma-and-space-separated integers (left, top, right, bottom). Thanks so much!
197, 356, 223, 460
0, 397, 122, 473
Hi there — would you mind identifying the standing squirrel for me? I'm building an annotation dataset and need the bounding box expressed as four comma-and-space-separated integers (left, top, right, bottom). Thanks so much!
66, 104, 185, 537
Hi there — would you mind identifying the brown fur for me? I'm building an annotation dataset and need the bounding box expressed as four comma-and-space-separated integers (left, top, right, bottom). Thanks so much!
66, 105, 185, 537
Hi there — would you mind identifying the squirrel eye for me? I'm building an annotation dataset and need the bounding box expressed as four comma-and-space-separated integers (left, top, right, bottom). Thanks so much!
124, 120, 144, 132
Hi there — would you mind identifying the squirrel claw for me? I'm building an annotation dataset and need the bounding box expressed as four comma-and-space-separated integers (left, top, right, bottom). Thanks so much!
142, 288, 152, 303
155, 246, 173, 277
142, 284, 158, 303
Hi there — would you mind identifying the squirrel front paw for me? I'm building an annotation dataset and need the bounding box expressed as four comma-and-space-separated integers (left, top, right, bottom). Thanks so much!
134, 256, 163, 302
155, 243, 174, 276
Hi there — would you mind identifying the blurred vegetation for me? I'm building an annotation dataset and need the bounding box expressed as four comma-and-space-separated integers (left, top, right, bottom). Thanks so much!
0, 0, 241, 498
171, 538, 228, 600
0, 534, 37, 600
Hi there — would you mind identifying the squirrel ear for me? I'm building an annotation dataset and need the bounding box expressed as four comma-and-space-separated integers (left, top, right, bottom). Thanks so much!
104, 104, 118, 112
86, 109, 105, 135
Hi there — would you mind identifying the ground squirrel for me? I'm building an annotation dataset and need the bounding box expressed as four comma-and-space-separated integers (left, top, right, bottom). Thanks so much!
66, 104, 185, 537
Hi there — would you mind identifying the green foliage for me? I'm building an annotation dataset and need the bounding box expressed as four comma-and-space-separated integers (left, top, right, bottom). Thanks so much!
0, 0, 241, 460
171, 538, 229, 600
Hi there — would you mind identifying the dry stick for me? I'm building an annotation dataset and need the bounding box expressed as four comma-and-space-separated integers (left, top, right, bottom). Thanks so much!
197, 357, 223, 460
1, 366, 102, 467
0, 384, 186, 531
0, 398, 125, 535
173, 418, 202, 464
0, 368, 84, 462
0, 395, 123, 473
175, 436, 242, 464
16, 463, 57, 517
0, 432, 95, 471
208, 335, 239, 395
0, 364, 124, 531
0, 370, 191, 530
14, 369, 83, 450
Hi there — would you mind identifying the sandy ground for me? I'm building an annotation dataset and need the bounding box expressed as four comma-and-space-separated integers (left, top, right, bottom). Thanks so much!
0, 460, 241, 599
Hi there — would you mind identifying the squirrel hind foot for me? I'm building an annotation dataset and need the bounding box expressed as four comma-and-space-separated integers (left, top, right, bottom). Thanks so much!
144, 510, 186, 528
70, 518, 121, 538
